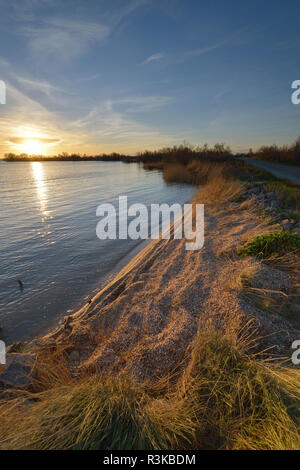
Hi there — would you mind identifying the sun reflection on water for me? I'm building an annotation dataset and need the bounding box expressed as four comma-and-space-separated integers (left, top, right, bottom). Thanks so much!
31, 162, 50, 219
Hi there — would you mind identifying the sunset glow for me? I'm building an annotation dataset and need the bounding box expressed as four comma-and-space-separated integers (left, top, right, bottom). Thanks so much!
22, 139, 44, 155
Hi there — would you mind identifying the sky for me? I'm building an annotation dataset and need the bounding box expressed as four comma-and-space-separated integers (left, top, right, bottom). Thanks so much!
0, 0, 299, 155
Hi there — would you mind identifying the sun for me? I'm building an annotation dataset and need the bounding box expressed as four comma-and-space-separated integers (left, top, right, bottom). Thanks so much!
23, 139, 44, 155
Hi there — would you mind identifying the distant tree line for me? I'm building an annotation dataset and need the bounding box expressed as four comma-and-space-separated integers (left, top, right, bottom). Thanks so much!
4, 139, 300, 166
251, 138, 300, 166
3, 151, 140, 162
3, 143, 234, 164
138, 143, 233, 164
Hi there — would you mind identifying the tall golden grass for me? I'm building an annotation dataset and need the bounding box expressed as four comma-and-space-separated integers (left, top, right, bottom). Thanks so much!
1, 317, 300, 449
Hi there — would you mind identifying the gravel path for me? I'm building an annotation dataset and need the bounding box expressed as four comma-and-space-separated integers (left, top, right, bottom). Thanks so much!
242, 157, 300, 185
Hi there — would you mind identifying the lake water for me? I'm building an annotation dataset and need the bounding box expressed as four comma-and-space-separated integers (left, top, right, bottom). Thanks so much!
0, 161, 195, 344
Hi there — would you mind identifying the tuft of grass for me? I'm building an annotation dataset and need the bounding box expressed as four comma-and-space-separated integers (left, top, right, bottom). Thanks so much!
265, 181, 300, 209
2, 322, 300, 450
0, 376, 195, 450
180, 325, 300, 450
238, 231, 300, 259
162, 160, 222, 186
190, 162, 245, 204
144, 159, 245, 205
163, 163, 197, 185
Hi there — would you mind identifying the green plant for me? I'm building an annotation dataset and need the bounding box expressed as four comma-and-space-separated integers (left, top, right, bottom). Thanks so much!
238, 231, 300, 259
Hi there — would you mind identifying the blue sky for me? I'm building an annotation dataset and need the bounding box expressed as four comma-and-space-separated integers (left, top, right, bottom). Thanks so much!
0, 0, 299, 155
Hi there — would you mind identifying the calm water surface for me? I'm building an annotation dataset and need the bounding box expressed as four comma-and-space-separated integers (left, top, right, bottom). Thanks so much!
0, 161, 195, 343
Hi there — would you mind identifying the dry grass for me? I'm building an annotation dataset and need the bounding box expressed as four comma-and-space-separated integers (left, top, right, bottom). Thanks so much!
196, 171, 244, 204
162, 160, 246, 205
179, 318, 300, 450
2, 318, 300, 450
163, 163, 196, 185
254, 139, 300, 166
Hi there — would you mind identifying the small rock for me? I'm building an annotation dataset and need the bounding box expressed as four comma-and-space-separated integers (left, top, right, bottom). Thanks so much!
292, 221, 300, 230
251, 187, 260, 194
0, 353, 36, 389
281, 219, 292, 231
69, 350, 80, 362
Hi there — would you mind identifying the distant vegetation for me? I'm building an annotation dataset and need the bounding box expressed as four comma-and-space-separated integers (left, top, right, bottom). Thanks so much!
3, 143, 234, 164
3, 151, 139, 163
140, 143, 233, 164
3, 138, 300, 166
251, 138, 300, 166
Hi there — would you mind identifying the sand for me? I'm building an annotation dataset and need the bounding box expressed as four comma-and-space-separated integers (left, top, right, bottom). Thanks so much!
38, 195, 300, 382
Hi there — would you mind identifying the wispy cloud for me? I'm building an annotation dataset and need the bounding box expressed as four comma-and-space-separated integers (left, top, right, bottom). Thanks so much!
70, 95, 176, 151
9, 136, 60, 145
76, 73, 103, 83
113, 95, 173, 112
0, 59, 176, 154
0, 58, 74, 109
143, 53, 165, 64
143, 28, 248, 67
20, 18, 110, 61
142, 40, 229, 67
11, 0, 148, 63
7, 0, 56, 23
186, 40, 229, 58
213, 88, 232, 102
0, 80, 84, 154
16, 76, 68, 98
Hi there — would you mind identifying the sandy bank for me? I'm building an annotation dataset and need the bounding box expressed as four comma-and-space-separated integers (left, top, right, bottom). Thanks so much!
37, 191, 300, 382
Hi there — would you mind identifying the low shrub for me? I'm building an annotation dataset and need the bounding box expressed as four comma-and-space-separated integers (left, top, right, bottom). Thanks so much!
238, 231, 300, 259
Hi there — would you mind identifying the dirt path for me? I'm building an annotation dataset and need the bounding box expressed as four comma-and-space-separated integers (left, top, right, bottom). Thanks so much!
242, 157, 300, 185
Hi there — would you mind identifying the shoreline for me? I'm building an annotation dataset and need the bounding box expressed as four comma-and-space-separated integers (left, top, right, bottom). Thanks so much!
5, 196, 195, 350
34, 236, 155, 346
4, 162, 300, 371
33, 179, 300, 382
1, 158, 196, 346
